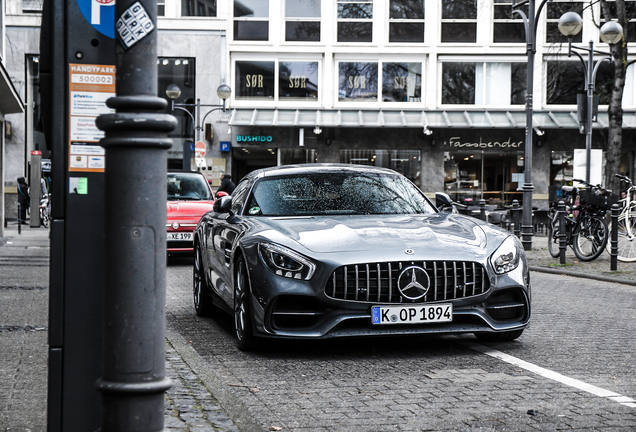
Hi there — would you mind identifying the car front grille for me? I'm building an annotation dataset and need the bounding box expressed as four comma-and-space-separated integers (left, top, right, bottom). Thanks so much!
325, 261, 489, 304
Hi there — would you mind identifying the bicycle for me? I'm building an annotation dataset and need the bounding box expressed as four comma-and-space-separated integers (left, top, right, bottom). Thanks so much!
547, 179, 611, 261
605, 174, 636, 262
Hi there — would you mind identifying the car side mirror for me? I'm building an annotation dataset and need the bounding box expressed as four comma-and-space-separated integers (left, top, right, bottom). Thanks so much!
213, 195, 233, 213
436, 192, 453, 209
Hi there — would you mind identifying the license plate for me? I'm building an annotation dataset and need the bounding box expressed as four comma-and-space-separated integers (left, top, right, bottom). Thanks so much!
371, 304, 452, 325
166, 232, 193, 241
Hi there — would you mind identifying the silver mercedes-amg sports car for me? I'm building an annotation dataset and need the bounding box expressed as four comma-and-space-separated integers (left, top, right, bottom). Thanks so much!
192, 164, 530, 350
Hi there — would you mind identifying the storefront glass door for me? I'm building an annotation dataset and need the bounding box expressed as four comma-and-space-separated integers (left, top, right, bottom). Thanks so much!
444, 150, 524, 206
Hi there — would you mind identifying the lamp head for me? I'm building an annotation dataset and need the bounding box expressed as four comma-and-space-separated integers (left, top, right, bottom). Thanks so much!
165, 83, 181, 100
558, 12, 583, 37
600, 20, 623, 45
216, 84, 232, 101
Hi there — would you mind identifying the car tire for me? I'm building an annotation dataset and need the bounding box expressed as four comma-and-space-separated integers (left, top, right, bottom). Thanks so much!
234, 256, 256, 351
193, 242, 214, 317
474, 329, 524, 342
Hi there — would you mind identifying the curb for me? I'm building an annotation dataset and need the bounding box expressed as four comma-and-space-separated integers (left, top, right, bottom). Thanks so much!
165, 325, 267, 432
529, 265, 636, 287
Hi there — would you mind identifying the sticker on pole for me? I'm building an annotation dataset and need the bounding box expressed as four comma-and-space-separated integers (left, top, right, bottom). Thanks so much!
77, 0, 116, 38
116, 2, 155, 50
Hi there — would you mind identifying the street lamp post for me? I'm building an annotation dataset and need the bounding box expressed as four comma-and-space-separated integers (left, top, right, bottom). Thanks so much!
512, 0, 552, 251
165, 84, 231, 170
557, 12, 623, 184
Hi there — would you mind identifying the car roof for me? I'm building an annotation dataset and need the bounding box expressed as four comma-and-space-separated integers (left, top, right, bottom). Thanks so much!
244, 163, 400, 181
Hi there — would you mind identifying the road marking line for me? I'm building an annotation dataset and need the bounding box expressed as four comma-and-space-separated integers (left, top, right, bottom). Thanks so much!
462, 341, 636, 409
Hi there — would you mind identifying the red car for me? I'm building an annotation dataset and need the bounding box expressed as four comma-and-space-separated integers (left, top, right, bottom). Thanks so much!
166, 171, 215, 253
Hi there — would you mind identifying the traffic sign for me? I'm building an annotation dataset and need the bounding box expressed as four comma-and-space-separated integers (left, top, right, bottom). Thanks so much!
77, 0, 116, 39
195, 141, 206, 158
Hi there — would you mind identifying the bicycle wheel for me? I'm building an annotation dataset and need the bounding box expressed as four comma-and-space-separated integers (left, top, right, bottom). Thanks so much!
573, 215, 608, 261
606, 212, 636, 262
547, 216, 561, 258
40, 207, 50, 228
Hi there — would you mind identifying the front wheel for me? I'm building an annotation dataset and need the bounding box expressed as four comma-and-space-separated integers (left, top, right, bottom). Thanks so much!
573, 215, 608, 261
606, 212, 636, 262
193, 242, 214, 317
234, 257, 256, 351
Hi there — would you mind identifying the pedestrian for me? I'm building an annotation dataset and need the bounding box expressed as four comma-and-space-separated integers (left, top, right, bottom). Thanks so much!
17, 177, 30, 224
217, 173, 235, 196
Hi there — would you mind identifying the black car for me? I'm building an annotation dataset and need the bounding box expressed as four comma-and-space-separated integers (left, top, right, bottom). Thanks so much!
193, 164, 530, 350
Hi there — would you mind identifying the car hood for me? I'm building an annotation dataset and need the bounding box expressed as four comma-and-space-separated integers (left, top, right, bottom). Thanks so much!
253, 213, 501, 257
167, 200, 215, 217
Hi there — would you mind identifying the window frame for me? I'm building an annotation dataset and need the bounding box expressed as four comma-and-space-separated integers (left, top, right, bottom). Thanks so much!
440, 0, 478, 44
545, 0, 584, 44
284, 0, 322, 42
231, 56, 323, 107
493, 0, 526, 44
438, 57, 528, 108
388, 0, 425, 44
233, 0, 270, 42
334, 57, 425, 107
336, 0, 374, 43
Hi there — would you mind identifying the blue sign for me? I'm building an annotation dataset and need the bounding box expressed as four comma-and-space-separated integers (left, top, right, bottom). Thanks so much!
77, 0, 116, 39
220, 141, 231, 152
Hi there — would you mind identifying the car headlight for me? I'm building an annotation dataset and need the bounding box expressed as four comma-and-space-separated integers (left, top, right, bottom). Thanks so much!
258, 243, 316, 280
490, 236, 521, 275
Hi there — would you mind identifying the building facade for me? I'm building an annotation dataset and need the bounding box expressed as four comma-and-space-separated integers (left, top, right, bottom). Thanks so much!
4, 0, 636, 226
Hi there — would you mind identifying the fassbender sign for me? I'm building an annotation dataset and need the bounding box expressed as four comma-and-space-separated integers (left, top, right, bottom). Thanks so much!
68, 64, 116, 172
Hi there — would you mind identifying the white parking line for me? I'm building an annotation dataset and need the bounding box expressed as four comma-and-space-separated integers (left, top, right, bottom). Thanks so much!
462, 341, 636, 409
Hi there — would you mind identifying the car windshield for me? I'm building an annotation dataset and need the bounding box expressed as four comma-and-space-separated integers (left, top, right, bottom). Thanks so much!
246, 172, 436, 216
167, 173, 213, 201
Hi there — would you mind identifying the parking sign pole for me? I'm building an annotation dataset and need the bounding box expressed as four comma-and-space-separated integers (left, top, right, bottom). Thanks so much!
94, 0, 176, 429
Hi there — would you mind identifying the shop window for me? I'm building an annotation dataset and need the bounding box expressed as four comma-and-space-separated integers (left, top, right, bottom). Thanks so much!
444, 150, 524, 206
338, 62, 378, 102
493, 0, 526, 43
340, 149, 421, 187
382, 62, 422, 102
441, 61, 526, 106
546, 60, 614, 105
546, 1, 583, 43
279, 62, 319, 100
550, 151, 574, 188
441, 0, 477, 43
601, 1, 636, 42
234, 0, 269, 41
236, 61, 275, 100
286, 0, 321, 42
389, 0, 425, 43
337, 0, 373, 43
182, 0, 216, 17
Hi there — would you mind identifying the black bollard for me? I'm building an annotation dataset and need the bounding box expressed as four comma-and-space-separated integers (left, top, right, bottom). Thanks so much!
479, 199, 486, 221
558, 200, 566, 264
610, 203, 619, 271
94, 0, 177, 430
512, 200, 520, 237
17, 203, 21, 235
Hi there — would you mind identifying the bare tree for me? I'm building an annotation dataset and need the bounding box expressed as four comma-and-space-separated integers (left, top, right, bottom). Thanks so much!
596, 0, 629, 192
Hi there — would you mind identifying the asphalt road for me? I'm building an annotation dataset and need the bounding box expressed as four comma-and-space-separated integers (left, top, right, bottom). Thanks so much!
166, 261, 636, 431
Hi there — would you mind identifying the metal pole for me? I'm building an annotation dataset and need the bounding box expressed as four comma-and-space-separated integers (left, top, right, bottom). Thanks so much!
512, 199, 521, 238
196, 98, 201, 143
95, 0, 176, 429
479, 199, 486, 221
520, 0, 536, 251
558, 200, 567, 264
611, 203, 619, 270
586, 40, 594, 184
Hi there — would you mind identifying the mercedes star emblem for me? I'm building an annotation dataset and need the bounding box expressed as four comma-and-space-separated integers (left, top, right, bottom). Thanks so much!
397, 266, 430, 300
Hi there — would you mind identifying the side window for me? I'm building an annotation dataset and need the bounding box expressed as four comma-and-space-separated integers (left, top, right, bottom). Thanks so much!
389, 0, 425, 43
231, 180, 250, 214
